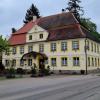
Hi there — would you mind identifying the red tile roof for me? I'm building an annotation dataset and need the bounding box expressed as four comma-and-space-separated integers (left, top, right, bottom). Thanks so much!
9, 33, 26, 45
9, 12, 100, 46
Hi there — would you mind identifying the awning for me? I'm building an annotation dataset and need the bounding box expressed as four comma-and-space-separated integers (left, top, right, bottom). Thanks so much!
21, 51, 48, 60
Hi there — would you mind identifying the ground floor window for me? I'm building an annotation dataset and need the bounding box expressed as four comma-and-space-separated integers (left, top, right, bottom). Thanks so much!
12, 59, 16, 67
20, 60, 24, 66
51, 58, 56, 66
28, 59, 32, 66
88, 57, 90, 67
73, 57, 80, 66
61, 57, 67, 66
92, 58, 94, 66
5, 60, 10, 66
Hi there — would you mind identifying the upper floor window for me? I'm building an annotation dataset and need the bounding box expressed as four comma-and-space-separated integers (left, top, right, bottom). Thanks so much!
29, 35, 32, 40
91, 42, 93, 52
86, 40, 90, 50
40, 34, 43, 39
61, 57, 67, 66
61, 42, 67, 51
5, 49, 10, 55
39, 44, 44, 52
20, 46, 24, 54
51, 43, 56, 52
28, 45, 33, 52
12, 47, 16, 55
94, 43, 96, 52
97, 45, 99, 53
51, 58, 56, 66
72, 41, 79, 50
73, 57, 80, 66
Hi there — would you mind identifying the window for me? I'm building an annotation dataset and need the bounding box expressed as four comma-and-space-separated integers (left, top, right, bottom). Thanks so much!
28, 59, 32, 66
51, 58, 56, 66
45, 59, 48, 64
88, 57, 90, 67
12, 59, 16, 67
73, 57, 80, 66
91, 42, 93, 52
40, 34, 43, 39
5, 50, 10, 55
61, 58, 67, 66
92, 58, 94, 66
98, 58, 100, 67
20, 46, 24, 54
97, 45, 99, 53
12, 47, 16, 54
95, 58, 97, 67
86, 40, 90, 50
39, 44, 44, 52
28, 45, 33, 52
72, 41, 79, 50
29, 35, 32, 40
5, 60, 9, 66
51, 43, 56, 52
61, 42, 67, 51
94, 43, 96, 52
20, 60, 24, 66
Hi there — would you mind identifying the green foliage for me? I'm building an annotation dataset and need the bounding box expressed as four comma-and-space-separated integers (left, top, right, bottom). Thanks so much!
0, 35, 9, 52
80, 18, 97, 32
24, 4, 40, 24
6, 67, 16, 78
63, 0, 84, 22
80, 18, 100, 41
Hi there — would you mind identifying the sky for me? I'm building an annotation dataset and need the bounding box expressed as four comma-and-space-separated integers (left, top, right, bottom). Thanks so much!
0, 0, 100, 37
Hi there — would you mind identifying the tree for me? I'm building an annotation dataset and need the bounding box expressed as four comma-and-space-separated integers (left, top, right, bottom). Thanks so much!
0, 35, 9, 52
12, 28, 17, 33
0, 35, 9, 70
63, 0, 84, 22
23, 4, 40, 24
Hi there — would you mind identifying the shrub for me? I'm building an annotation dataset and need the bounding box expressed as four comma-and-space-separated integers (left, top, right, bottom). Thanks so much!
16, 68, 24, 75
30, 66, 37, 77
6, 67, 16, 78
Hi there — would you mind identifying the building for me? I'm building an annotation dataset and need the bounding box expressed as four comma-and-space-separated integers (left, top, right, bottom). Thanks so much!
2, 12, 100, 74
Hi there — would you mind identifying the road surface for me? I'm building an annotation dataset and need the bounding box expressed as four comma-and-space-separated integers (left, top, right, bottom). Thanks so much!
0, 75, 100, 100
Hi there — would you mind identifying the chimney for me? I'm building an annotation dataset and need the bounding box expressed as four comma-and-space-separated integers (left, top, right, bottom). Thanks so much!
33, 16, 37, 22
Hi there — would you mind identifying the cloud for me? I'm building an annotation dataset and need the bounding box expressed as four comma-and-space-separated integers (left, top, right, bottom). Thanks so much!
0, 0, 100, 36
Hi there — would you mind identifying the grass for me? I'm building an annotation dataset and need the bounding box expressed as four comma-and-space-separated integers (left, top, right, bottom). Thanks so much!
0, 75, 25, 81
0, 77, 6, 80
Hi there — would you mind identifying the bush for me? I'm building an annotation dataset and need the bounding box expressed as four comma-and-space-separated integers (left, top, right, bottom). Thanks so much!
39, 65, 50, 76
30, 67, 37, 77
16, 68, 24, 75
6, 67, 16, 78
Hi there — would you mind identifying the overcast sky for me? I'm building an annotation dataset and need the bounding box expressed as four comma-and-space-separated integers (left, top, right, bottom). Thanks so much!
0, 0, 100, 37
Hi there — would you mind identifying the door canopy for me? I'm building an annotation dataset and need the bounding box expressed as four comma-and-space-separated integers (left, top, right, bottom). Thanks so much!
21, 51, 48, 60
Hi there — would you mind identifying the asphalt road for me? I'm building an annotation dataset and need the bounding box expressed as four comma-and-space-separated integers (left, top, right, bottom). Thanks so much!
0, 75, 100, 100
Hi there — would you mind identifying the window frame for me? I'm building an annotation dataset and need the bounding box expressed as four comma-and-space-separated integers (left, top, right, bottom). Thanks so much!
72, 40, 79, 50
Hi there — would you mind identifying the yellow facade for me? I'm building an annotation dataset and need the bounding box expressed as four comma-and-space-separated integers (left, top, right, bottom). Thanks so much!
2, 25, 100, 73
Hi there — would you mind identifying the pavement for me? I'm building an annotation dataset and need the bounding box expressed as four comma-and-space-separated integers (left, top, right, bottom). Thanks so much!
0, 74, 100, 100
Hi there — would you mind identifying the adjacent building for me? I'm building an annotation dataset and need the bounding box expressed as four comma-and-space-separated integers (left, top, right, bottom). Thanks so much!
2, 12, 100, 74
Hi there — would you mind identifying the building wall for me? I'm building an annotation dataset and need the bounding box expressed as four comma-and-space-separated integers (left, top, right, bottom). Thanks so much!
2, 25, 100, 72
3, 38, 100, 72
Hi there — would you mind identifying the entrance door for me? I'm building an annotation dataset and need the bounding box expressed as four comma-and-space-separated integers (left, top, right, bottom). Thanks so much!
39, 59, 45, 69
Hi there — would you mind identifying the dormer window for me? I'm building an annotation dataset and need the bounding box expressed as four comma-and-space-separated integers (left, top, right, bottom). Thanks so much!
29, 35, 32, 40
40, 34, 43, 39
